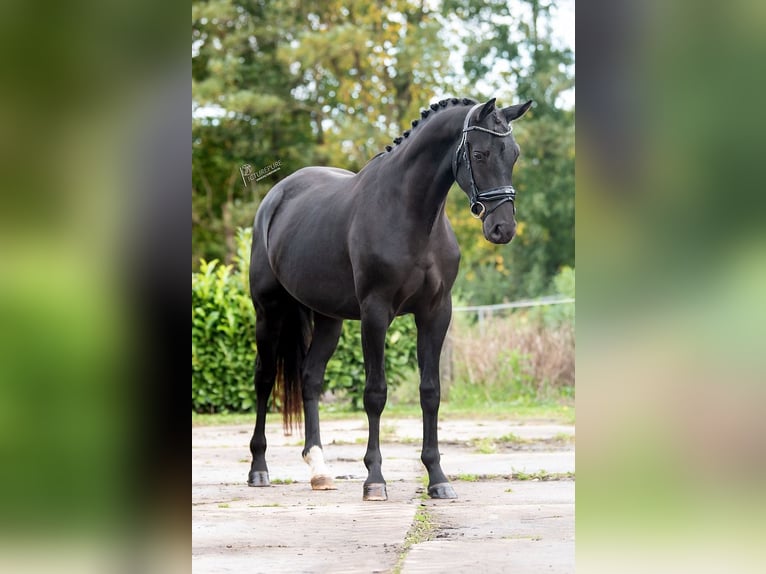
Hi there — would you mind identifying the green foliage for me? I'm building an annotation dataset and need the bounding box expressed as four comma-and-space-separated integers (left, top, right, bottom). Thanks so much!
325, 315, 418, 410
191, 255, 256, 413
449, 348, 538, 406
191, 228, 419, 413
527, 265, 575, 327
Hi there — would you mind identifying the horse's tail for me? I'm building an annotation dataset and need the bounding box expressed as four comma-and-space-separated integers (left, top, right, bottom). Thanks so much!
275, 300, 312, 435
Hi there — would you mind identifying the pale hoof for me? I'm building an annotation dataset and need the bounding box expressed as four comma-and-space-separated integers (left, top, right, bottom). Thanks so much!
247, 470, 270, 487
310, 475, 337, 490
428, 482, 457, 499
363, 483, 388, 501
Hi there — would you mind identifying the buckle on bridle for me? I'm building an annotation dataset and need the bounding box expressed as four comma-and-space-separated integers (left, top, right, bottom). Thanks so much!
470, 201, 486, 219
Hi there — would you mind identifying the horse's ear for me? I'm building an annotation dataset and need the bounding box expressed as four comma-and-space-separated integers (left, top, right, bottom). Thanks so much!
501, 100, 533, 122
477, 98, 497, 122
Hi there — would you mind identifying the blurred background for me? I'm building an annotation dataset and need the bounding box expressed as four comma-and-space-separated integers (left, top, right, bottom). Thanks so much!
577, 0, 766, 572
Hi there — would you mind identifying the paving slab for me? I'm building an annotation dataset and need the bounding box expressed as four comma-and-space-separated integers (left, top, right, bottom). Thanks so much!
192, 417, 574, 573
401, 481, 574, 574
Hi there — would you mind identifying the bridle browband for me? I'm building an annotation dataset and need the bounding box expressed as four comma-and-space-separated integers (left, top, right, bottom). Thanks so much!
452, 103, 517, 220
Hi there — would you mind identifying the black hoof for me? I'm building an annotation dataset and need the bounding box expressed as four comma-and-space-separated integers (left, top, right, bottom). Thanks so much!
247, 470, 270, 487
428, 482, 457, 499
363, 482, 388, 501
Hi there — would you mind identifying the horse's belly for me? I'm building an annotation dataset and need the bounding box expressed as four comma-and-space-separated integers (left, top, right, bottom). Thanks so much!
273, 252, 361, 320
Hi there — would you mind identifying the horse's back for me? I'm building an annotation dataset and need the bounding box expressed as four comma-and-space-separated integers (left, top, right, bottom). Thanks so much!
251, 165, 361, 318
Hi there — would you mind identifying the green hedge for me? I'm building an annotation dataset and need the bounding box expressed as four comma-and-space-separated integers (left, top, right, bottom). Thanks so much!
192, 229, 418, 413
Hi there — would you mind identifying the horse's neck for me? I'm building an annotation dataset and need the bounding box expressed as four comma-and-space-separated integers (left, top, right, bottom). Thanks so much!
374, 108, 465, 229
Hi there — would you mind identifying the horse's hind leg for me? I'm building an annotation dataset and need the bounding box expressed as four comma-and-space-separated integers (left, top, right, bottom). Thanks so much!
301, 313, 343, 490
247, 308, 282, 487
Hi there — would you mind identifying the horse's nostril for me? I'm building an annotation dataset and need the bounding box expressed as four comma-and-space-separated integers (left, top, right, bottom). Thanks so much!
488, 222, 514, 244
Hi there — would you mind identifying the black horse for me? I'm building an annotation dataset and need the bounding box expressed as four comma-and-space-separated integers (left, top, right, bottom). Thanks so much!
247, 97, 532, 500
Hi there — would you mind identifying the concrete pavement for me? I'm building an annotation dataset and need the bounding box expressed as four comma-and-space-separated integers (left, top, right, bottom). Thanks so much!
192, 417, 574, 573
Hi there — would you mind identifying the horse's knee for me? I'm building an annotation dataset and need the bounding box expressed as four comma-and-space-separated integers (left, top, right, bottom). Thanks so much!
363, 386, 387, 415
419, 384, 440, 411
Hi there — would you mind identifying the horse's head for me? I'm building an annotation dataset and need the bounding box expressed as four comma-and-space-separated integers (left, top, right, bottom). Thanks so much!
453, 98, 533, 244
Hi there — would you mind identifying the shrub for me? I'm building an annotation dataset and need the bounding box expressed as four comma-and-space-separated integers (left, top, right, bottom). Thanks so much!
446, 309, 574, 405
192, 228, 418, 413
192, 257, 256, 413
325, 315, 418, 410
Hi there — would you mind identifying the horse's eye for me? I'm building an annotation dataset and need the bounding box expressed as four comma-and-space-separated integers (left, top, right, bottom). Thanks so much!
472, 151, 483, 160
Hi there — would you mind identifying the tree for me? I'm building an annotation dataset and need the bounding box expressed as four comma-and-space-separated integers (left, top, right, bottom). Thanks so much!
440, 0, 575, 301
192, 0, 449, 264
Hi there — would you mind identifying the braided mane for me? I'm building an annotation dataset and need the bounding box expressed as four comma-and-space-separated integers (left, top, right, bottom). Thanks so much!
383, 97, 478, 153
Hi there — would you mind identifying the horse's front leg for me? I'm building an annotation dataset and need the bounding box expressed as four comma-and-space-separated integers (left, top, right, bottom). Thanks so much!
360, 299, 393, 501
416, 301, 457, 499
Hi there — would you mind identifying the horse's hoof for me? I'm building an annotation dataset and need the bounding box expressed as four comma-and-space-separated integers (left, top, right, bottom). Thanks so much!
310, 475, 337, 490
363, 483, 388, 501
247, 470, 270, 487
428, 482, 457, 499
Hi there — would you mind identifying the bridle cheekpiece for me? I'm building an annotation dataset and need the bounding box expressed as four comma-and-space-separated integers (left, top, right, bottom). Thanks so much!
452, 103, 517, 220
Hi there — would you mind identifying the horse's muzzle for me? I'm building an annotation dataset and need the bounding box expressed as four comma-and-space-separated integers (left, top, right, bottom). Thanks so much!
485, 220, 516, 244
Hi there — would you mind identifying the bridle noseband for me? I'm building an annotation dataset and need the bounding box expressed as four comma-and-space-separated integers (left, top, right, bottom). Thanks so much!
452, 103, 517, 220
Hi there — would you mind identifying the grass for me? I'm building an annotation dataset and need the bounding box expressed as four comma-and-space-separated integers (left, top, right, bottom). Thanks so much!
393, 503, 436, 574
511, 469, 575, 481
497, 432, 531, 445
454, 473, 481, 482
269, 478, 295, 485
472, 437, 498, 454
192, 401, 574, 427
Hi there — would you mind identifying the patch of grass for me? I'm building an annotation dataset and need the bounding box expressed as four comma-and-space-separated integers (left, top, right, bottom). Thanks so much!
552, 432, 575, 443
270, 478, 295, 485
497, 432, 531, 445
448, 473, 504, 482
248, 503, 282, 508
504, 487, 514, 493
192, 400, 575, 427
511, 469, 575, 481
392, 435, 420, 445
454, 473, 480, 482
393, 504, 436, 574
472, 437, 498, 454
217, 503, 230, 508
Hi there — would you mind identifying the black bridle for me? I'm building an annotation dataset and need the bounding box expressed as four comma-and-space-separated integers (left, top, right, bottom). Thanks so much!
452, 103, 517, 220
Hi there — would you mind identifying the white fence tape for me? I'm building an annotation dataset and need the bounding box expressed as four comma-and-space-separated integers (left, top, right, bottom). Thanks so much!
453, 295, 575, 313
